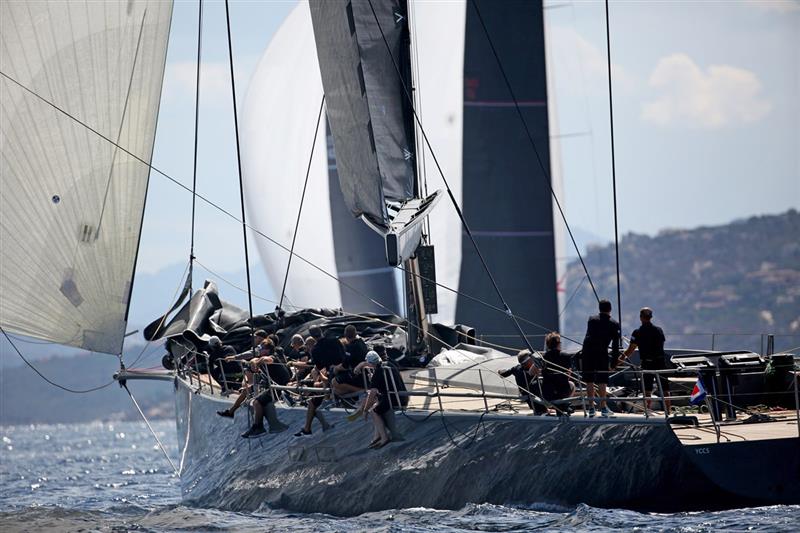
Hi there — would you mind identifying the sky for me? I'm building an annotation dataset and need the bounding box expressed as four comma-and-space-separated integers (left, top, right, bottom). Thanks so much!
135, 0, 799, 301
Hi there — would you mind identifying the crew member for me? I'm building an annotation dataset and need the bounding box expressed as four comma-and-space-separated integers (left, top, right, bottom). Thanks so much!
581, 299, 620, 418
618, 307, 671, 413
499, 349, 547, 415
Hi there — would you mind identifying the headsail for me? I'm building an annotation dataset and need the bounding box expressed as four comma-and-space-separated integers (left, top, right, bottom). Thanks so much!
309, 0, 440, 266
0, 0, 173, 354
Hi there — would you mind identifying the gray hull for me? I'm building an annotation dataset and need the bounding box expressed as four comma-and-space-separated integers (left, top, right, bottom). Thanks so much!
174, 379, 734, 515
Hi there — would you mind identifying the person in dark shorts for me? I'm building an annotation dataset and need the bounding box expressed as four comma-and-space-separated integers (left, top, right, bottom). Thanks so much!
499, 349, 547, 415
332, 325, 369, 397
618, 307, 671, 413
541, 332, 575, 406
216, 330, 268, 419
240, 341, 291, 438
294, 337, 342, 437
581, 299, 620, 418
361, 351, 392, 448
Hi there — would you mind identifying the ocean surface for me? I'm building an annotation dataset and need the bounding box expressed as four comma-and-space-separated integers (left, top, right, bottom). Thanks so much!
0, 420, 797, 532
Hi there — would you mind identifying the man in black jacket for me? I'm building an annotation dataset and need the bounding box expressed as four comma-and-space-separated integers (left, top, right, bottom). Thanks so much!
499, 350, 547, 415
581, 299, 620, 417
618, 307, 671, 413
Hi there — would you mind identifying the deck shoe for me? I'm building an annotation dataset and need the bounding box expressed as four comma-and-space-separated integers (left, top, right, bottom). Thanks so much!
587, 407, 596, 418
241, 425, 266, 439
216, 409, 234, 419
600, 407, 615, 418
293, 429, 312, 437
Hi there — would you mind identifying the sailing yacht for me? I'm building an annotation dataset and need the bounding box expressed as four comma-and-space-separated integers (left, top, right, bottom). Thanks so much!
1, 0, 797, 516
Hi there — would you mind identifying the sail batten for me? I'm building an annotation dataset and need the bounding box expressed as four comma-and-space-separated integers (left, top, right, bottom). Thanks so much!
0, 0, 173, 354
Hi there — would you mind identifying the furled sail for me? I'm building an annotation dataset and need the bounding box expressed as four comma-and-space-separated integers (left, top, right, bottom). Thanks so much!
309, 0, 439, 266
0, 0, 173, 354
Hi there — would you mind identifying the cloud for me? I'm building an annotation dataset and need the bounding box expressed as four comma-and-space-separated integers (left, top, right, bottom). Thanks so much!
641, 54, 772, 129
548, 26, 637, 92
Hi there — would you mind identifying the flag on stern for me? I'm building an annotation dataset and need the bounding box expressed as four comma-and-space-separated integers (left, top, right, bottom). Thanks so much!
689, 376, 708, 405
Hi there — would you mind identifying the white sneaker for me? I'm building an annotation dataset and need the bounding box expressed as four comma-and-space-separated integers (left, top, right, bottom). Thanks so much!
600, 407, 615, 418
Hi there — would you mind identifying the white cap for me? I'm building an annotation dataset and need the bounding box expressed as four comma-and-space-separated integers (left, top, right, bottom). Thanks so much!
208, 336, 221, 347
365, 351, 381, 365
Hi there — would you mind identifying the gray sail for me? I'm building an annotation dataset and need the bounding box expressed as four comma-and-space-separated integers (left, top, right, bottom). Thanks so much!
0, 0, 173, 354
309, 0, 440, 266
455, 0, 559, 341
327, 121, 401, 314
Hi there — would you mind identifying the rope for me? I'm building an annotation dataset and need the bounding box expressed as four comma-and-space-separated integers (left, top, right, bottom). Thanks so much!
279, 94, 325, 310
121, 382, 179, 475
1, 326, 115, 394
466, 0, 600, 304
604, 0, 624, 348
364, 0, 537, 355
223, 0, 255, 339
189, 0, 204, 283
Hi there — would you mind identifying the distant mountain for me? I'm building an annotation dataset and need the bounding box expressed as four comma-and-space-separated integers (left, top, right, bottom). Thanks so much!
560, 210, 800, 354
0, 355, 174, 425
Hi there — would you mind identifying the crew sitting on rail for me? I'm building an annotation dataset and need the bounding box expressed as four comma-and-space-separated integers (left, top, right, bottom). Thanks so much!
499, 349, 547, 415
203, 336, 238, 393
331, 325, 369, 399
286, 334, 307, 361
294, 337, 342, 437
541, 332, 576, 408
240, 340, 292, 438
216, 330, 268, 419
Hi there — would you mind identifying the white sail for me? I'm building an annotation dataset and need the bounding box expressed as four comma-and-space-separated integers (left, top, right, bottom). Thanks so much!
0, 0, 173, 354
241, 2, 341, 310
242, 1, 465, 316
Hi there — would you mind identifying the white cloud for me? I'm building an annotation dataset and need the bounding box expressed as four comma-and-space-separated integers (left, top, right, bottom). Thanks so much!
548, 26, 637, 92
641, 53, 772, 129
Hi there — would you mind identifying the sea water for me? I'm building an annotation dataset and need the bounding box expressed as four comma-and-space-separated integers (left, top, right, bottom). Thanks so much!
0, 421, 797, 532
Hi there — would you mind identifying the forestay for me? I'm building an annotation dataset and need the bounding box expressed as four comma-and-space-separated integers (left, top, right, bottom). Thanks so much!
0, 0, 173, 354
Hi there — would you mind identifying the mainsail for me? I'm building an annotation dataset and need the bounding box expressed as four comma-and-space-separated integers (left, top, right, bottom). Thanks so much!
0, 0, 173, 354
309, 0, 439, 267
455, 0, 559, 338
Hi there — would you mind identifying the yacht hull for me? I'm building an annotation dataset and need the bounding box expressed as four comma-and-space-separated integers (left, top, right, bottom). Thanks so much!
173, 378, 750, 515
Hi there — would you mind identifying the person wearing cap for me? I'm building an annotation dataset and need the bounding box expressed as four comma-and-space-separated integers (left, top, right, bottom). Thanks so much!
202, 336, 237, 392
581, 299, 621, 418
216, 331, 269, 419
618, 307, 671, 413
332, 325, 369, 398
353, 351, 392, 448
499, 349, 547, 415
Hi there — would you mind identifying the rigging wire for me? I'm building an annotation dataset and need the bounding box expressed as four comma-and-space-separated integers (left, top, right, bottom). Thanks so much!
0, 69, 570, 350
278, 94, 326, 311
364, 0, 537, 355
604, 0, 624, 342
121, 382, 179, 475
466, 0, 600, 304
1, 326, 115, 394
189, 0, 204, 286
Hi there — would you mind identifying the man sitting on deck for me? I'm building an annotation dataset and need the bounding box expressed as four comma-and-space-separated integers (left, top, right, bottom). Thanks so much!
293, 337, 342, 437
541, 332, 576, 410
498, 350, 547, 415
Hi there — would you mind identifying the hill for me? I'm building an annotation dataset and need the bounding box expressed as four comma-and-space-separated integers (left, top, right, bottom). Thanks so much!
560, 210, 800, 354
